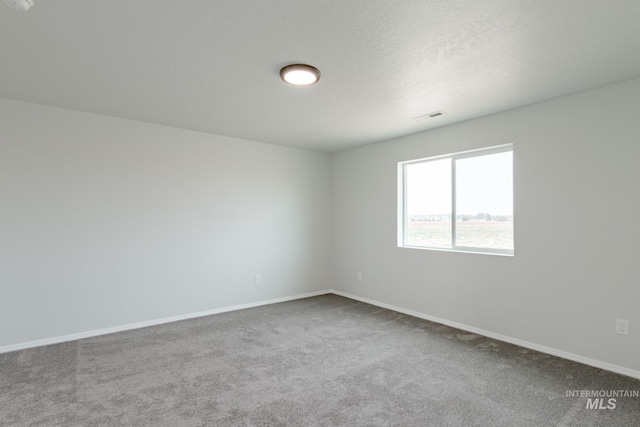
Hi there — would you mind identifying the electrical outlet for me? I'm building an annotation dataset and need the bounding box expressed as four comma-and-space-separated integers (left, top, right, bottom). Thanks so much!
255, 274, 262, 284
616, 319, 629, 336
357, 272, 362, 281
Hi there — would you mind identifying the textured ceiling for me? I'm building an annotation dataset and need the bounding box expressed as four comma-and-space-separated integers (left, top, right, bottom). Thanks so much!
2, 1, 640, 153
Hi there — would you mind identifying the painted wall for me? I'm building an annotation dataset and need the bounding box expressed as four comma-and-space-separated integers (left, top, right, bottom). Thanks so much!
332, 77, 640, 373
0, 98, 331, 348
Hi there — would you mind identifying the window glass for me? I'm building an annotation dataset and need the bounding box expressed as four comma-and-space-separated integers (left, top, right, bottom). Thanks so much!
455, 151, 513, 251
405, 158, 452, 248
400, 145, 513, 255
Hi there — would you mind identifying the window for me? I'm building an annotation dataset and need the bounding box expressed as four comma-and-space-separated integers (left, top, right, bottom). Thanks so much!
399, 144, 513, 255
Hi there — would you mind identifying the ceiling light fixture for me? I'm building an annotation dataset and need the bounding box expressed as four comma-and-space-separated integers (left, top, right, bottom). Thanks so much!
280, 64, 321, 86
3, 0, 34, 11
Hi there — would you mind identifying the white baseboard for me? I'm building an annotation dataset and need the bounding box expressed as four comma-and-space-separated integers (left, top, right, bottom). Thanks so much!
3, 288, 639, 380
0, 290, 332, 354
330, 290, 640, 380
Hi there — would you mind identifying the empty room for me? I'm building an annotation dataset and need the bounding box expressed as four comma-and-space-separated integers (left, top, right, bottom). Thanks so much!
1, 1, 639, 425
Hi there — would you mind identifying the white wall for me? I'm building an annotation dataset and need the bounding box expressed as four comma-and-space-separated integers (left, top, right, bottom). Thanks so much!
0, 98, 331, 348
332, 77, 640, 373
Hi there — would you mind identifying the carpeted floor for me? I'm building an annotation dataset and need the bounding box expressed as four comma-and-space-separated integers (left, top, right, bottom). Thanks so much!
1, 294, 639, 426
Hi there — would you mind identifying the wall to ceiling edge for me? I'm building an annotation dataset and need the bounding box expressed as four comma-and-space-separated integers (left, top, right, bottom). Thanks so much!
0, 98, 332, 349
331, 76, 640, 375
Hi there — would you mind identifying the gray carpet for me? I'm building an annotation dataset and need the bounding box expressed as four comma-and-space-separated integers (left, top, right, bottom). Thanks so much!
1, 294, 639, 426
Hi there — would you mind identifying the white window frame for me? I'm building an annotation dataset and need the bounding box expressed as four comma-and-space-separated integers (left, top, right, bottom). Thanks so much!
398, 144, 514, 256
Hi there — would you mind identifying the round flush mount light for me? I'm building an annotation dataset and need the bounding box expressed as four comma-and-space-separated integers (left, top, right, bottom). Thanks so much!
280, 64, 321, 86
3, 0, 34, 11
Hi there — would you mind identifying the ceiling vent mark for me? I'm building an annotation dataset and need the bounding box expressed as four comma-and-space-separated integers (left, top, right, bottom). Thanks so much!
412, 111, 445, 121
